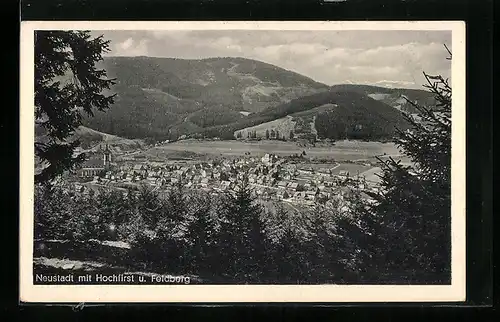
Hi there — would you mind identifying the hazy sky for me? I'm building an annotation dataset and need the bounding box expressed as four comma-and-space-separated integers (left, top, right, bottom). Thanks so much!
93, 30, 452, 89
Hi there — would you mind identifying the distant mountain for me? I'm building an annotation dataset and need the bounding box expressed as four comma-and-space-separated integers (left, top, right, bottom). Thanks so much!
79, 56, 436, 141
211, 90, 412, 141
330, 84, 437, 114
83, 56, 329, 140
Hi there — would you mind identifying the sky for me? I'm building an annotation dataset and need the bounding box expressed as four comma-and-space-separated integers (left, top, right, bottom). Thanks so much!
93, 30, 452, 89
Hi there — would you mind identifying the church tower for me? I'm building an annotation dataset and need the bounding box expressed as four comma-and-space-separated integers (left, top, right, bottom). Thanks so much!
103, 144, 112, 168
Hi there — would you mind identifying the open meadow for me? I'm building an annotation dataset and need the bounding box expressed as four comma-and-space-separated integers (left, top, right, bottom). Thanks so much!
140, 139, 403, 162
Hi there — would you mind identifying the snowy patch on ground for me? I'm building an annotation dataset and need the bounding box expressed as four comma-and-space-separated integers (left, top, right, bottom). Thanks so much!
34, 256, 108, 271
101, 240, 131, 249
35, 239, 131, 249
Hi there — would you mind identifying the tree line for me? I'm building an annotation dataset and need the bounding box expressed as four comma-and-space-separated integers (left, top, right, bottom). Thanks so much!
235, 129, 295, 141
35, 178, 361, 283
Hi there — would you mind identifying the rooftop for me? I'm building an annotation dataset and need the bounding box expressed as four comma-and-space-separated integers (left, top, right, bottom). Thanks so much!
81, 158, 105, 169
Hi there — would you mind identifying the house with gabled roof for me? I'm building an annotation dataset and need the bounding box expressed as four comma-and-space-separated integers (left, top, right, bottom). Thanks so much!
319, 190, 331, 199
306, 190, 317, 199
294, 191, 306, 200
220, 181, 231, 190
268, 177, 277, 186
133, 164, 144, 171
277, 181, 288, 189
200, 178, 209, 187
288, 182, 299, 191
276, 190, 290, 200
338, 170, 349, 178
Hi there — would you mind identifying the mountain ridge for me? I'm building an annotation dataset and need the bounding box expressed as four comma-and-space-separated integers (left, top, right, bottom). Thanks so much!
207, 89, 412, 141
84, 56, 330, 140
81, 56, 434, 142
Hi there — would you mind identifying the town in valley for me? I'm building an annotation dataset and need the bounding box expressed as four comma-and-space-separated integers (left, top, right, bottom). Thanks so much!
51, 136, 402, 214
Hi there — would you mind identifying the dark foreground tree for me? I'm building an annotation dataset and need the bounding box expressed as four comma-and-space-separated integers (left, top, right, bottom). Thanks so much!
339, 47, 453, 283
35, 31, 116, 184
217, 175, 267, 282
183, 193, 218, 275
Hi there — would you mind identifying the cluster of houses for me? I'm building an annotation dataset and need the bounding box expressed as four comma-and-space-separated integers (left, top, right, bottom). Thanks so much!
68, 152, 380, 207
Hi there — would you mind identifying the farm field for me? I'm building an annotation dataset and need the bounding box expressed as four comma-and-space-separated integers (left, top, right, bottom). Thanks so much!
330, 163, 374, 175
359, 167, 384, 184
141, 139, 402, 162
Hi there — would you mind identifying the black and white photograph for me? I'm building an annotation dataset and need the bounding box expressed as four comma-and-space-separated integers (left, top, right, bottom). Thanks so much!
20, 21, 466, 302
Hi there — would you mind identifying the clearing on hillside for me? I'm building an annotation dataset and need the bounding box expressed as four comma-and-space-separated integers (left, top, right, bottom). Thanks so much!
234, 116, 297, 139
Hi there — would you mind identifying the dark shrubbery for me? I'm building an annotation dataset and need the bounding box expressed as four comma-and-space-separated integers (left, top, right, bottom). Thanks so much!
34, 178, 370, 283
329, 54, 453, 284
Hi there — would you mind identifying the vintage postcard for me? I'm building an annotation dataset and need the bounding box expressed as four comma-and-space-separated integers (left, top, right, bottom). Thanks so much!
20, 21, 466, 303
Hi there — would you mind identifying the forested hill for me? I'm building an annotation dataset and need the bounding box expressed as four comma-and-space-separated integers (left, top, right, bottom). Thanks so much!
330, 84, 437, 114
80, 56, 435, 142
82, 56, 329, 140
202, 90, 412, 141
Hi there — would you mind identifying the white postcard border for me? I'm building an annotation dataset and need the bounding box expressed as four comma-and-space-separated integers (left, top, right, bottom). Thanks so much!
19, 21, 466, 303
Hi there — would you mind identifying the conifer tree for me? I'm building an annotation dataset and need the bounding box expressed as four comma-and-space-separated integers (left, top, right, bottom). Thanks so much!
94, 188, 126, 240
264, 204, 302, 283
34, 31, 116, 183
136, 184, 162, 228
34, 184, 73, 239
184, 193, 217, 274
218, 174, 267, 282
338, 47, 453, 283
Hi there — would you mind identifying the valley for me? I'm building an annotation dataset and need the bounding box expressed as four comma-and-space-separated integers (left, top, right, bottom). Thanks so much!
81, 56, 435, 142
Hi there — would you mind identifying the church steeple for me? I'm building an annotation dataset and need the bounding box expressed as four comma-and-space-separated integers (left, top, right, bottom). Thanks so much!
103, 144, 112, 168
